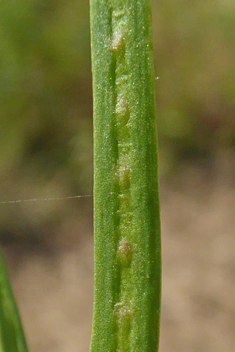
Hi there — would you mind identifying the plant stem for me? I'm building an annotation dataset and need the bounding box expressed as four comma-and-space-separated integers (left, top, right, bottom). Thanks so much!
90, 1, 161, 351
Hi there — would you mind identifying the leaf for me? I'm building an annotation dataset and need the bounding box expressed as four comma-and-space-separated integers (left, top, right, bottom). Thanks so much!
0, 249, 29, 352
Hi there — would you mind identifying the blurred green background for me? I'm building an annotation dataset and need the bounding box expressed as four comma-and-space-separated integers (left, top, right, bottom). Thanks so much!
0, 0, 234, 200
0, 0, 93, 246
0, 0, 234, 221
0, 1, 235, 352
153, 0, 235, 172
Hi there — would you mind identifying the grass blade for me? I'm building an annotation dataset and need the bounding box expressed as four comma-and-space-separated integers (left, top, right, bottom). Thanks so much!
0, 248, 29, 352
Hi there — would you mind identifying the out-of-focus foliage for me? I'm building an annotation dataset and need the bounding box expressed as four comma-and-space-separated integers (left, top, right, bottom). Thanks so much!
0, 0, 92, 184
152, 0, 235, 172
0, 0, 234, 239
0, 0, 92, 243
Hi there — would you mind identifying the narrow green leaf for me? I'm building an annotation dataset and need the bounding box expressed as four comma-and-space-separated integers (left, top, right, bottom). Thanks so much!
90, 1, 161, 351
0, 248, 29, 352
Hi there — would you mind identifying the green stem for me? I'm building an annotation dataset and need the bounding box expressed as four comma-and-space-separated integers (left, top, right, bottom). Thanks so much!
90, 1, 161, 351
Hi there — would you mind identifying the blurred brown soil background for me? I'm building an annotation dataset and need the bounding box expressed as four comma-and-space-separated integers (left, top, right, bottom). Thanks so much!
3, 154, 235, 352
0, 0, 235, 351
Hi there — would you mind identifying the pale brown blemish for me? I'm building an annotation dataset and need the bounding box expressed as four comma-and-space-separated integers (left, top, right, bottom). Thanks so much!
114, 301, 123, 314
112, 9, 125, 20
114, 301, 131, 322
119, 305, 131, 323
116, 93, 130, 128
118, 165, 132, 189
111, 30, 125, 52
117, 237, 132, 266
116, 74, 129, 87
110, 9, 127, 53
116, 95, 129, 117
